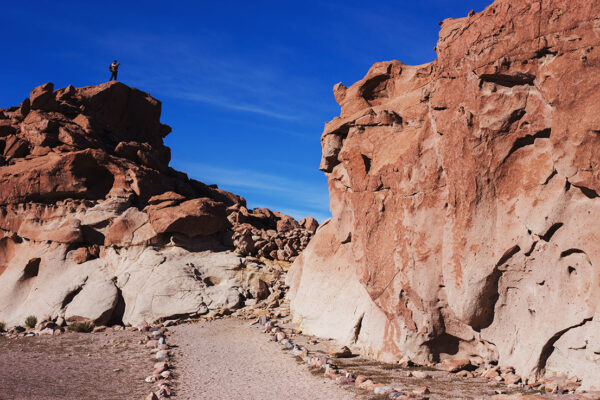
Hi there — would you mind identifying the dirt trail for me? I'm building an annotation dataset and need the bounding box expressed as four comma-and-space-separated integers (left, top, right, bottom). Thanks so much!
169, 319, 357, 400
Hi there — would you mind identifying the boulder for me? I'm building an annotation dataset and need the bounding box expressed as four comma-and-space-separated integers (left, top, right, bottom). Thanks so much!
0, 120, 16, 137
64, 278, 119, 326
299, 216, 319, 233
145, 197, 229, 237
3, 136, 29, 160
29, 82, 56, 110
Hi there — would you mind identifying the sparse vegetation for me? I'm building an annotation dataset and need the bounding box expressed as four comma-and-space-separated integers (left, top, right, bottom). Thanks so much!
0, 321, 5, 331
67, 321, 94, 333
24, 315, 37, 329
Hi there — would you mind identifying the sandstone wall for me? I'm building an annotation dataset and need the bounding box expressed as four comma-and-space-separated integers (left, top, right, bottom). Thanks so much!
287, 0, 600, 389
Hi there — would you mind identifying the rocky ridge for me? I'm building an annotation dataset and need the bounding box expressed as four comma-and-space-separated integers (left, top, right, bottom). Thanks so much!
287, 0, 600, 391
0, 81, 317, 329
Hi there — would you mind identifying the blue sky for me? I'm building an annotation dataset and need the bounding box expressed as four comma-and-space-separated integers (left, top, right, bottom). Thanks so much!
0, 1, 491, 222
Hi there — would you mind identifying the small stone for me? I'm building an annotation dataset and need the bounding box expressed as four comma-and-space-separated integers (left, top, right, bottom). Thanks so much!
441, 358, 471, 373
412, 386, 430, 395
456, 370, 474, 378
324, 368, 339, 379
160, 371, 172, 379
484, 367, 500, 379
145, 393, 159, 400
355, 375, 369, 388
146, 340, 159, 348
503, 373, 521, 385
154, 362, 168, 370
374, 385, 394, 395
358, 379, 374, 390
387, 392, 406, 399
412, 370, 432, 379
336, 376, 354, 385
276, 332, 286, 342
545, 381, 559, 392
328, 345, 353, 358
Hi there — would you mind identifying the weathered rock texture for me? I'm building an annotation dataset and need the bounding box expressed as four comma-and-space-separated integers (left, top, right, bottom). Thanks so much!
0, 81, 316, 328
287, 0, 600, 390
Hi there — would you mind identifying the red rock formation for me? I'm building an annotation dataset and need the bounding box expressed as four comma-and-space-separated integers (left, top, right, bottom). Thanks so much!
287, 0, 600, 390
0, 81, 316, 328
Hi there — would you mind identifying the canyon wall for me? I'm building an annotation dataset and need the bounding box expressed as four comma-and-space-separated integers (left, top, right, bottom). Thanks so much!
0, 81, 316, 328
287, 0, 600, 389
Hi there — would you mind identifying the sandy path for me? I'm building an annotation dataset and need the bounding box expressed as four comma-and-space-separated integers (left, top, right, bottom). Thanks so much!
169, 319, 357, 400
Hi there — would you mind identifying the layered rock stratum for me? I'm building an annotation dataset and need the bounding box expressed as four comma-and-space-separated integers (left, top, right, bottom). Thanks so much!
287, 0, 600, 390
0, 81, 316, 328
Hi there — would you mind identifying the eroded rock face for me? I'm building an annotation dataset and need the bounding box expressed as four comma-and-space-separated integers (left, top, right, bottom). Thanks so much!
0, 81, 316, 328
287, 0, 600, 389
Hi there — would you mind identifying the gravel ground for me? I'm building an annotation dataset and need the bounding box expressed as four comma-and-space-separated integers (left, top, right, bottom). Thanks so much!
170, 319, 357, 400
0, 330, 151, 400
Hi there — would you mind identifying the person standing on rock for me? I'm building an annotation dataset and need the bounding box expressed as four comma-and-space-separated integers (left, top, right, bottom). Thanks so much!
109, 60, 120, 81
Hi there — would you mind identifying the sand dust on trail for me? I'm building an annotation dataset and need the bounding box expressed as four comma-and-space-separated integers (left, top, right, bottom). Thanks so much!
0, 330, 151, 400
170, 319, 358, 400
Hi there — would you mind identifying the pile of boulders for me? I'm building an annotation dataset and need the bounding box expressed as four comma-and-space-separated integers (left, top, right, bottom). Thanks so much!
232, 225, 312, 262
228, 205, 318, 262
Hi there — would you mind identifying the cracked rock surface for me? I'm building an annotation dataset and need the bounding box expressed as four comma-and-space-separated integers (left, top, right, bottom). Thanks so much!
287, 0, 600, 390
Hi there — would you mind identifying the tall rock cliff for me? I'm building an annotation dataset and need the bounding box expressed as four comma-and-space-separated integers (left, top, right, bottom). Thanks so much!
287, 0, 600, 389
0, 81, 316, 328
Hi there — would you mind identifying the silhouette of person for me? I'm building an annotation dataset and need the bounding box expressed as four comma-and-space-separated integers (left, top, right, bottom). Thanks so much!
109, 60, 120, 81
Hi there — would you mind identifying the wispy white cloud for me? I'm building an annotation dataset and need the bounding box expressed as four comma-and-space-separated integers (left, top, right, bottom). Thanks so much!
94, 31, 335, 124
176, 91, 296, 121
175, 161, 331, 221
